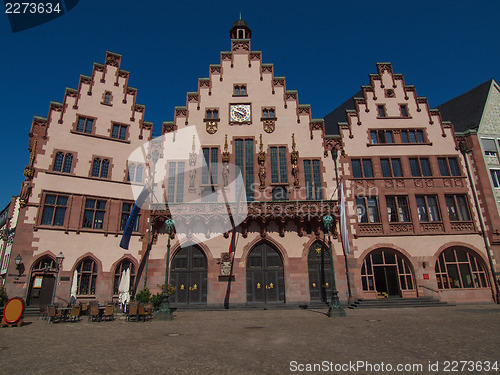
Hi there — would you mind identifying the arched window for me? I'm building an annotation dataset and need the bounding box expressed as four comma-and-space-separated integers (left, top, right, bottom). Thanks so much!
63, 153, 73, 173
54, 152, 64, 172
136, 165, 143, 182
92, 158, 101, 177
113, 260, 136, 295
92, 158, 110, 178
31, 256, 56, 272
101, 159, 109, 178
76, 258, 98, 295
435, 248, 489, 289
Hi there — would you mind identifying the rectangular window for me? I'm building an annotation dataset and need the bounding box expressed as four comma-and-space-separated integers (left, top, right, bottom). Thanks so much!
112, 124, 127, 140
205, 109, 219, 119
446, 195, 471, 221
386, 196, 410, 222
262, 108, 275, 118
370, 130, 394, 144
82, 199, 106, 229
235, 139, 254, 202
352, 159, 373, 178
41, 194, 68, 226
76, 117, 94, 134
490, 170, 500, 188
381, 158, 403, 177
356, 197, 380, 223
482, 138, 498, 156
167, 162, 185, 203
270, 146, 288, 184
304, 160, 323, 200
202, 148, 219, 185
400, 105, 409, 117
410, 158, 432, 177
438, 157, 460, 176
416, 195, 440, 222
377, 105, 386, 117
234, 85, 247, 96
120, 203, 139, 232
401, 129, 425, 144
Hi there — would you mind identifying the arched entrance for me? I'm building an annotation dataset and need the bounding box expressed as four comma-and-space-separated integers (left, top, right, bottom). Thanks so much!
246, 242, 285, 303
170, 245, 207, 305
361, 249, 415, 298
307, 242, 331, 303
27, 256, 57, 306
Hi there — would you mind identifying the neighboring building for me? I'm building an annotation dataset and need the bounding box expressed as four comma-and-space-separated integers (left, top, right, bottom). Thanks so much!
3, 20, 497, 306
0, 197, 20, 286
437, 79, 500, 282
325, 64, 496, 302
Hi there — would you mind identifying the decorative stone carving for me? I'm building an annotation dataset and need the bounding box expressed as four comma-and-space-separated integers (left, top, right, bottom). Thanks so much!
222, 135, 230, 188
451, 222, 475, 232
389, 223, 414, 233
258, 135, 266, 191
220, 252, 232, 276
188, 136, 197, 192
421, 223, 444, 232
291, 133, 300, 188
263, 119, 275, 133
206, 121, 218, 134
358, 224, 383, 234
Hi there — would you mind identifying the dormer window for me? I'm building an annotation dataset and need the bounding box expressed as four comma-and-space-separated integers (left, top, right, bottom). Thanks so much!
205, 109, 219, 119
234, 85, 247, 96
400, 105, 409, 117
104, 92, 111, 104
262, 108, 275, 118
377, 105, 386, 117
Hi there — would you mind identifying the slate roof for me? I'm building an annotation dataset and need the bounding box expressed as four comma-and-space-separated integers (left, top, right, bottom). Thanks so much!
323, 90, 362, 135
436, 79, 493, 133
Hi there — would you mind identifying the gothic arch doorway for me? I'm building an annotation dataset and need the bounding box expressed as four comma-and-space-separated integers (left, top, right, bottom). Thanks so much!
27, 256, 57, 306
170, 245, 207, 305
361, 249, 415, 298
246, 242, 285, 303
307, 242, 331, 303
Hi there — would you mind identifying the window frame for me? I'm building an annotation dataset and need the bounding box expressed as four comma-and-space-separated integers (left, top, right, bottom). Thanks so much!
90, 157, 111, 179
415, 195, 441, 222
270, 146, 288, 184
409, 157, 432, 177
233, 84, 247, 96
377, 105, 386, 118
490, 169, 500, 188
75, 116, 95, 135
380, 158, 403, 177
40, 193, 69, 227
120, 202, 140, 232
262, 108, 276, 119
400, 104, 409, 118
356, 196, 380, 223
351, 158, 373, 178
75, 258, 98, 296
385, 196, 411, 223
445, 194, 471, 222
82, 198, 107, 230
303, 159, 323, 200
435, 248, 489, 289
111, 123, 128, 141
205, 108, 219, 120
369, 130, 394, 144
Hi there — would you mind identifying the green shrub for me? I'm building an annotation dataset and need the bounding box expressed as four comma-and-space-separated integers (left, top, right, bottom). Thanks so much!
150, 292, 163, 310
134, 287, 151, 303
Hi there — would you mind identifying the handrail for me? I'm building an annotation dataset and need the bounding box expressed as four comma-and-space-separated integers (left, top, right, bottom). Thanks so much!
418, 285, 440, 294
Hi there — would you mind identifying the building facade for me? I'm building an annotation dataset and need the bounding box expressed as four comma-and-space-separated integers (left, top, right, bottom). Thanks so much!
4, 20, 498, 306
437, 79, 500, 284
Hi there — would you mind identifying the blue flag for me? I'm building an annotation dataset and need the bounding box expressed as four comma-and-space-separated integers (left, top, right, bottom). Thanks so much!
120, 186, 151, 250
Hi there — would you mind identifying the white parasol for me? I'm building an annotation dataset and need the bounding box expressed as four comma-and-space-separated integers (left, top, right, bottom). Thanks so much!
123, 268, 131, 305
118, 269, 127, 305
70, 269, 78, 303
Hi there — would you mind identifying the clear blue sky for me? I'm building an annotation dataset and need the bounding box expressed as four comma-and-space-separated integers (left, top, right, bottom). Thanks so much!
1, 0, 499, 202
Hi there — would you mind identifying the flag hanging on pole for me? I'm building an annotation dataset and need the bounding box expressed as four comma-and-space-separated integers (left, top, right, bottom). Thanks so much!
339, 180, 351, 255
120, 185, 151, 250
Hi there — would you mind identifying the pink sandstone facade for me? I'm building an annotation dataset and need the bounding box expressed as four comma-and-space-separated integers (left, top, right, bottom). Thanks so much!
2, 20, 497, 307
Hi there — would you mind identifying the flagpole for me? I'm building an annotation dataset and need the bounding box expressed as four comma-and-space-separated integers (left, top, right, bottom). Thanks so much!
331, 148, 353, 302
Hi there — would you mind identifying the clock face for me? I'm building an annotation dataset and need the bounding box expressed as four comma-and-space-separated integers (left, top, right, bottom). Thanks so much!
230, 104, 251, 122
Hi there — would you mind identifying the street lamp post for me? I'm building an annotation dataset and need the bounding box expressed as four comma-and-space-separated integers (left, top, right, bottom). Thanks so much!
156, 219, 175, 320
322, 215, 346, 317
51, 252, 64, 305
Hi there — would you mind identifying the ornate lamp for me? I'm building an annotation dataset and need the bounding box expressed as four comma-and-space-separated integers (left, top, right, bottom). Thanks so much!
14, 254, 22, 269
56, 252, 64, 269
322, 215, 346, 317
157, 219, 175, 320
51, 252, 64, 305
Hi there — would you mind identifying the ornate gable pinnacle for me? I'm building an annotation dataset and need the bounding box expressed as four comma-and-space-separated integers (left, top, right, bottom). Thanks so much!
105, 51, 121, 68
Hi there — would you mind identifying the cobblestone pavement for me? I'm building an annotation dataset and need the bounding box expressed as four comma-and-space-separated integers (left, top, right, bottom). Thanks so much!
1, 304, 499, 375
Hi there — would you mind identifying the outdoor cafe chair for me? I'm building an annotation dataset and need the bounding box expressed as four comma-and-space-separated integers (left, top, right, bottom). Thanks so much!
138, 304, 145, 322
47, 306, 63, 324
143, 304, 153, 321
68, 305, 81, 322
127, 303, 138, 322
89, 303, 100, 322
80, 302, 88, 316
102, 304, 114, 321
38, 305, 47, 320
